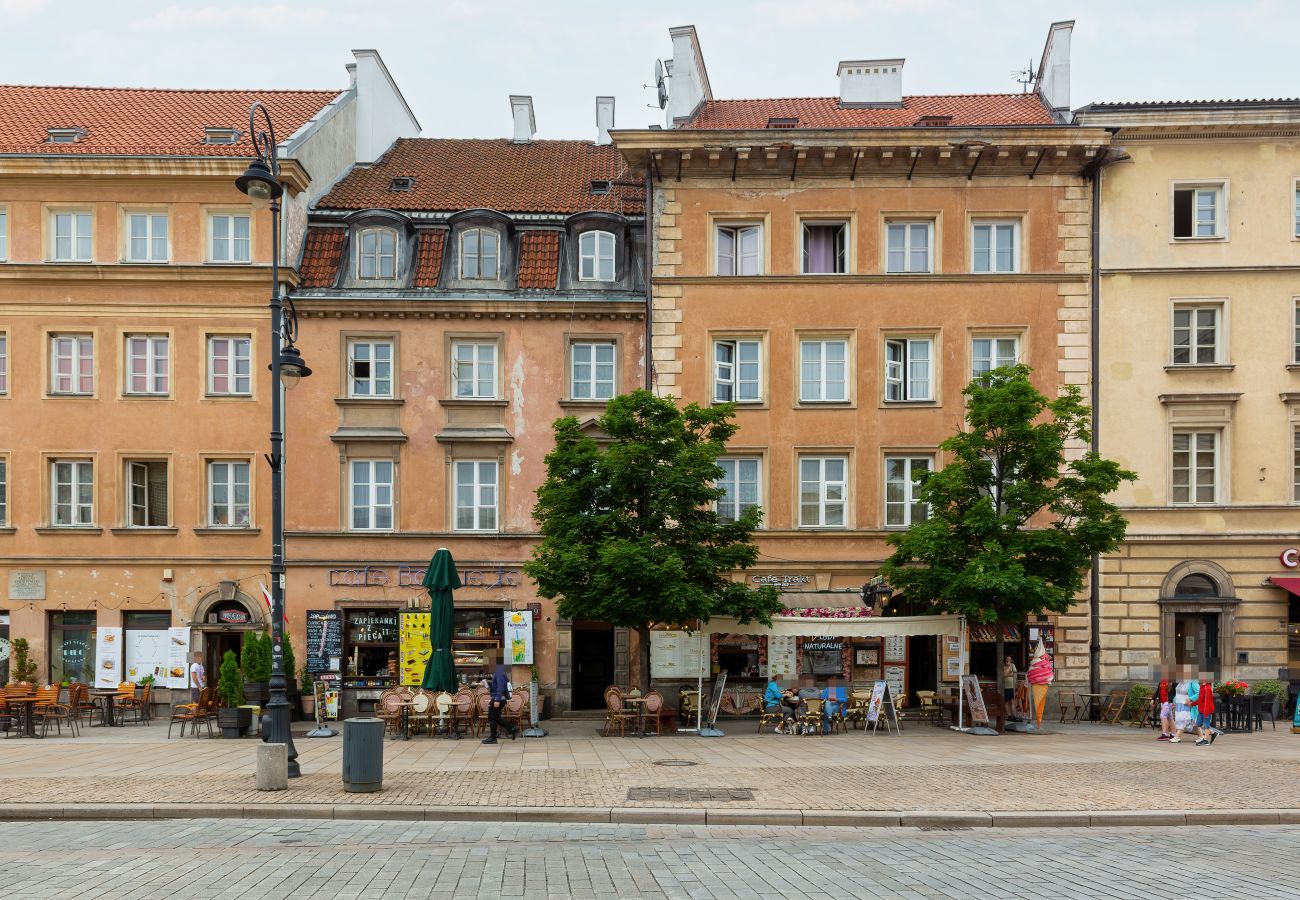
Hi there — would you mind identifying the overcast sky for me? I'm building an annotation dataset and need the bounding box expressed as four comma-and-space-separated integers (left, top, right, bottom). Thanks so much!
2, 0, 1294, 140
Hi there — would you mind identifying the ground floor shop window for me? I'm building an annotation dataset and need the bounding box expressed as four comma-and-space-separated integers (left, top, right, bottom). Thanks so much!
0, 612, 9, 683
123, 611, 171, 683
49, 611, 96, 683
453, 609, 503, 685
711, 633, 766, 681
343, 609, 398, 686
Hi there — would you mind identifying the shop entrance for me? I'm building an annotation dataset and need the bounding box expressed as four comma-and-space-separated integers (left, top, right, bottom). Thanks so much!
572, 623, 615, 709
206, 631, 248, 688
1174, 612, 1220, 671
907, 635, 937, 704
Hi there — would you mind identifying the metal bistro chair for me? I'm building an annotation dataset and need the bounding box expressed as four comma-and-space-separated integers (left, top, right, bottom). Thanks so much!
795, 698, 825, 736
843, 690, 872, 730
1056, 688, 1083, 724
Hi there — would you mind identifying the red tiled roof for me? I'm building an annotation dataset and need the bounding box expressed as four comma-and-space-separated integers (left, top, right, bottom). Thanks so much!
0, 85, 341, 156
319, 138, 644, 215
412, 231, 446, 288
684, 94, 1055, 129
516, 232, 560, 290
298, 227, 345, 288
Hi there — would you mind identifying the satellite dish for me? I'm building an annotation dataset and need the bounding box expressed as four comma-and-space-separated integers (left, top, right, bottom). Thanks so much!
654, 59, 668, 109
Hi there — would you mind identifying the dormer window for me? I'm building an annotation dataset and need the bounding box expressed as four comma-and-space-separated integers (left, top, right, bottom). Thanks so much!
203, 128, 240, 145
766, 117, 798, 129
47, 127, 85, 144
460, 227, 499, 280
578, 230, 615, 282
389, 176, 416, 192
589, 180, 612, 196
357, 227, 396, 279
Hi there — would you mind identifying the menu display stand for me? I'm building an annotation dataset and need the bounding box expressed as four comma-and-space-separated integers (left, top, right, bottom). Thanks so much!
305, 681, 337, 738
699, 673, 727, 737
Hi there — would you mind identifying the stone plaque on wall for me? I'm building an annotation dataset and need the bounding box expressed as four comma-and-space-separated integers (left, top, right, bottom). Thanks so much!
8, 570, 46, 601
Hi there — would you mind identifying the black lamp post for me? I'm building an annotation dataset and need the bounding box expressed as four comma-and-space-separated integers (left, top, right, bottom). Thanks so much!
236, 101, 311, 778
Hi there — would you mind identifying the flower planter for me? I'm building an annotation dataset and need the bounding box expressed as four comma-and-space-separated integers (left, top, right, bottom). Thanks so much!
243, 681, 268, 706
301, 694, 316, 718
217, 706, 252, 739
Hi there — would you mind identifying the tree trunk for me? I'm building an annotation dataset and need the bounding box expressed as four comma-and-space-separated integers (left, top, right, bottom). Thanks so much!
995, 630, 1005, 692
637, 623, 652, 695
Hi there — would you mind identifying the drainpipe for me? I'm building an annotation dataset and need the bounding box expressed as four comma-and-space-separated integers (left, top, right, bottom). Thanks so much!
644, 173, 654, 391
1088, 156, 1104, 696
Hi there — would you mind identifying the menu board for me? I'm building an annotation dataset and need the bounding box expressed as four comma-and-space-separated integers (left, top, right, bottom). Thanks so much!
504, 609, 534, 665
165, 627, 191, 688
961, 674, 990, 726
124, 629, 168, 683
399, 612, 431, 687
305, 610, 342, 674
883, 635, 907, 662
768, 635, 797, 678
650, 630, 705, 679
884, 665, 906, 704
942, 633, 962, 682
95, 626, 123, 688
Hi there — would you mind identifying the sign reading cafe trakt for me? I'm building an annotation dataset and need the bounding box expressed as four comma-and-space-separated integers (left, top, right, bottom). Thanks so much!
328, 565, 522, 589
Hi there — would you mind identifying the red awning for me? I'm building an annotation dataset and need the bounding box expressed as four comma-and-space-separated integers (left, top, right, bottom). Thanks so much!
1268, 576, 1300, 597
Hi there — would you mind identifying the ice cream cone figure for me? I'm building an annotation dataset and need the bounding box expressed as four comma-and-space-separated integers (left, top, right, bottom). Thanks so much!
1026, 638, 1054, 729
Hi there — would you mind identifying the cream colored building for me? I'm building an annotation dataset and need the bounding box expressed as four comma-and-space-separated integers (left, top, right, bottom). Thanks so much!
1076, 100, 1300, 685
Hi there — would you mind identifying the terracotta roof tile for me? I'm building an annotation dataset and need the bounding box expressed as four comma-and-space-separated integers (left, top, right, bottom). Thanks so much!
516, 232, 560, 290
319, 139, 644, 215
413, 231, 445, 288
298, 227, 346, 288
0, 85, 341, 156
684, 94, 1055, 129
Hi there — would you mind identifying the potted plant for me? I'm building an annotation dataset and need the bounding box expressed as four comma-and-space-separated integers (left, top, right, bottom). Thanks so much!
241, 633, 270, 707
1252, 678, 1285, 721
215, 650, 250, 738
299, 665, 315, 718
10, 637, 38, 685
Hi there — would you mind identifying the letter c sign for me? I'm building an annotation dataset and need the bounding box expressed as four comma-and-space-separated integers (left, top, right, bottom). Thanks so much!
1282, 548, 1300, 569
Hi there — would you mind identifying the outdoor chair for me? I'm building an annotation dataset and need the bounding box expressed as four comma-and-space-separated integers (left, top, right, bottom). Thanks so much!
35, 696, 78, 738
70, 683, 96, 726
843, 691, 872, 730
915, 690, 941, 726
119, 683, 151, 725
448, 690, 475, 738
641, 690, 664, 736
409, 691, 433, 735
501, 692, 526, 734
433, 692, 453, 735
474, 691, 492, 736
679, 690, 699, 728
795, 698, 825, 735
758, 701, 784, 733
1101, 688, 1128, 725
602, 687, 634, 736
168, 701, 198, 739
1056, 688, 1082, 724
32, 685, 60, 714
377, 690, 404, 735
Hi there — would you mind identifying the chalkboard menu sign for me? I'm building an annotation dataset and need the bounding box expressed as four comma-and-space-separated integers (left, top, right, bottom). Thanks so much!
306, 610, 342, 673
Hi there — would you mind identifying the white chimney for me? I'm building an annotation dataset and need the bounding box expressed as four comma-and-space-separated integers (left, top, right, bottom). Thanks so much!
509, 95, 536, 144
665, 25, 712, 128
596, 96, 615, 145
345, 62, 357, 89
1035, 20, 1073, 121
837, 59, 904, 108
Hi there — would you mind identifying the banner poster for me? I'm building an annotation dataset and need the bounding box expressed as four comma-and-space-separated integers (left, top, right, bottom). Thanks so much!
124, 629, 168, 684
95, 626, 123, 688
399, 612, 431, 687
961, 674, 990, 726
867, 680, 887, 723
165, 627, 191, 688
767, 635, 797, 678
504, 609, 534, 665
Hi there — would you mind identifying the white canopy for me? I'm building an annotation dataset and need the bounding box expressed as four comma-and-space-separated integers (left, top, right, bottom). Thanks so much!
701, 614, 963, 639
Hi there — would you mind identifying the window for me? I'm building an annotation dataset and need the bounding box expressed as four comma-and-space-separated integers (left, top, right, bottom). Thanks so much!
207, 336, 252, 396
124, 612, 173, 680
126, 460, 168, 527
1171, 305, 1221, 365
972, 336, 1019, 380
713, 339, 761, 403
578, 231, 615, 281
203, 128, 239, 145
1173, 184, 1223, 239
358, 228, 397, 279
50, 211, 92, 262
886, 222, 933, 273
349, 460, 394, 531
451, 341, 497, 399
460, 228, 499, 279
1295, 185, 1300, 238
1294, 428, 1300, 503
716, 224, 761, 276
48, 611, 96, 684
1293, 301, 1300, 364
799, 339, 848, 403
50, 334, 93, 395
0, 332, 7, 394
0, 458, 6, 526
47, 128, 85, 144
716, 458, 760, 525
0, 208, 7, 260
125, 334, 169, 395
971, 221, 1018, 273
801, 222, 847, 274
1172, 431, 1218, 505
51, 459, 94, 526
125, 212, 168, 262
347, 339, 393, 398
207, 460, 250, 527
885, 338, 933, 402
884, 456, 930, 528
571, 341, 616, 400
209, 214, 251, 263
799, 456, 847, 528
453, 460, 498, 531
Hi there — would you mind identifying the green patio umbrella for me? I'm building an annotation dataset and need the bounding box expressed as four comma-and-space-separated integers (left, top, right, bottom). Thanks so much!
420, 547, 461, 692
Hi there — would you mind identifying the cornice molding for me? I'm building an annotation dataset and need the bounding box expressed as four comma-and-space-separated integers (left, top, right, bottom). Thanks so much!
656, 272, 1086, 286
0, 263, 300, 287
0, 156, 311, 192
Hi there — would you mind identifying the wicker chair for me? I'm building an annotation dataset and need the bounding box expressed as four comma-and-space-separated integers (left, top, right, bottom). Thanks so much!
602, 687, 635, 736
843, 690, 872, 730
641, 690, 665, 736
500, 691, 527, 734
795, 698, 825, 735
448, 689, 476, 738
376, 690, 404, 735
409, 691, 433, 736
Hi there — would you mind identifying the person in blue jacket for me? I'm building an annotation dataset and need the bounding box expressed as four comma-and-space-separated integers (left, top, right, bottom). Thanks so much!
481, 651, 517, 745
822, 675, 846, 734
764, 677, 790, 733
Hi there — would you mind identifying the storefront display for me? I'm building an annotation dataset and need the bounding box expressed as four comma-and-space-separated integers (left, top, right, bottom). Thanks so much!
452, 609, 502, 685
123, 612, 171, 683
0, 613, 9, 684
711, 633, 766, 681
343, 609, 398, 686
49, 611, 96, 684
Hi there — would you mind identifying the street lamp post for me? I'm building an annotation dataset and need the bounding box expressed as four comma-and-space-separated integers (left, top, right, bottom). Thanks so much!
237, 102, 312, 779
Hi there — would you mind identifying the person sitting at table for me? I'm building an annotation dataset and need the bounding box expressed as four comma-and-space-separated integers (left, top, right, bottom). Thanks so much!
778, 682, 805, 733
821, 675, 846, 734
763, 676, 786, 732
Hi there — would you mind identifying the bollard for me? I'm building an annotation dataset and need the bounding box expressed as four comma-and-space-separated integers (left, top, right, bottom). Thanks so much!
341, 716, 384, 793
256, 742, 288, 791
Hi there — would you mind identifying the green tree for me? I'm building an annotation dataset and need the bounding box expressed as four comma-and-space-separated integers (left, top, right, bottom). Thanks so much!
880, 366, 1136, 669
525, 389, 782, 693
216, 650, 244, 708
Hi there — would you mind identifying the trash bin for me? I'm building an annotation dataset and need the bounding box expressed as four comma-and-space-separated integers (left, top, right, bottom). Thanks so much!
341, 716, 384, 793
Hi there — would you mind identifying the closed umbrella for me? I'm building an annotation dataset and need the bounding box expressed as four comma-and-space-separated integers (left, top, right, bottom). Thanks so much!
420, 547, 461, 692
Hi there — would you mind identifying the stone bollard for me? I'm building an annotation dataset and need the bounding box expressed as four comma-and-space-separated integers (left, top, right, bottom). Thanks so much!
256, 742, 289, 791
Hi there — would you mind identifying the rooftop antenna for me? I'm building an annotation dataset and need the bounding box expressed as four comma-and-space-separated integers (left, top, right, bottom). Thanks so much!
1014, 59, 1036, 93
643, 59, 668, 110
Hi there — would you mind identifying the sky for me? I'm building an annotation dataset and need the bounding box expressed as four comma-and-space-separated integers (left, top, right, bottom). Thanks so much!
1, 0, 1296, 140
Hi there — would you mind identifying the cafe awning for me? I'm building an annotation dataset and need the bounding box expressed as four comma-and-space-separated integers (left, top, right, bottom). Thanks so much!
1268, 576, 1300, 597
701, 614, 963, 639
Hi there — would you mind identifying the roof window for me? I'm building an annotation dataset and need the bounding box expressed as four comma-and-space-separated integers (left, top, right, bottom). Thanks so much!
589, 180, 612, 195
766, 117, 798, 129
47, 127, 86, 144
203, 127, 241, 144
916, 115, 953, 127
389, 176, 416, 192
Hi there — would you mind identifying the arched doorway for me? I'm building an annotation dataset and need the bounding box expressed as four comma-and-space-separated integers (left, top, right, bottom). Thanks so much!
190, 585, 267, 685
1159, 561, 1237, 675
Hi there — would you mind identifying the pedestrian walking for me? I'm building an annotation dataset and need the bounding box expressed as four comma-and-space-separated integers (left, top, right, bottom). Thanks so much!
1191, 672, 1221, 746
189, 652, 206, 703
481, 651, 516, 745
1154, 668, 1175, 740
1169, 667, 1194, 743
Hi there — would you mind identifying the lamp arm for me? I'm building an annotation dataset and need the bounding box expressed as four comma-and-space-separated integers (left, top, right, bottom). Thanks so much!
248, 101, 279, 177
281, 294, 301, 347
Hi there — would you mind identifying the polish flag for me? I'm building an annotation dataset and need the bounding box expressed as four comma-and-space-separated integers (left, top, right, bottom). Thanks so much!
261, 582, 289, 626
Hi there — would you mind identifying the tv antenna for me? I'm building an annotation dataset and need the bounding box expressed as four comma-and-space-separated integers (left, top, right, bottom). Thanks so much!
642, 59, 668, 109
1014, 59, 1036, 93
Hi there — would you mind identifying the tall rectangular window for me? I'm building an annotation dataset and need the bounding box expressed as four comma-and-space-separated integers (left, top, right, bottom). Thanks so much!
210, 214, 251, 262
1294, 428, 1300, 503
347, 339, 393, 398
1171, 305, 1220, 365
48, 611, 96, 684
0, 333, 7, 395
1171, 431, 1218, 505
126, 460, 168, 527
799, 339, 848, 403
126, 212, 169, 262
716, 224, 761, 276
208, 336, 252, 396
0, 458, 7, 526
207, 461, 250, 527
1294, 185, 1300, 238
885, 338, 933, 402
884, 456, 930, 528
451, 341, 498, 399
971, 336, 1019, 379
51, 211, 92, 261
799, 456, 847, 528
1173, 185, 1224, 239
716, 458, 760, 525
51, 459, 94, 526
971, 221, 1018, 273
454, 460, 498, 532
886, 222, 933, 273
801, 223, 848, 274
125, 334, 169, 395
571, 341, 616, 400
349, 460, 394, 531
713, 339, 761, 403
460, 228, 499, 279
50, 334, 94, 395
578, 230, 616, 281
1293, 301, 1300, 364
0, 208, 7, 260
358, 228, 397, 279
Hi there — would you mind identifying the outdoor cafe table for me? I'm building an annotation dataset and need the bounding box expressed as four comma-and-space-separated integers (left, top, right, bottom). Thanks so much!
88, 688, 124, 727
1077, 693, 1107, 723
624, 696, 649, 737
6, 695, 39, 738
392, 700, 413, 741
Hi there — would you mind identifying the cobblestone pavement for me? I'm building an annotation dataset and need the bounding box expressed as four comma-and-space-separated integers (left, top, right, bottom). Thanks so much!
0, 819, 1296, 899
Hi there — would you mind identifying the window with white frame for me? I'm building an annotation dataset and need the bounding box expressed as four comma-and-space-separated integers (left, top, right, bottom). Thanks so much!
207, 460, 250, 527
124, 334, 169, 395
453, 460, 498, 531
126, 460, 168, 527
209, 213, 251, 263
716, 458, 761, 525
49, 334, 93, 395
1294, 428, 1300, 503
971, 221, 1018, 273
1293, 300, 1299, 364
207, 335, 252, 396
460, 228, 499, 279
0, 457, 6, 526
0, 332, 7, 395
358, 228, 397, 279
1173, 184, 1224, 239
971, 335, 1019, 380
1171, 305, 1221, 365
716, 224, 762, 276
451, 340, 498, 399
713, 339, 761, 403
0, 208, 7, 260
349, 459, 394, 531
570, 341, 616, 400
799, 339, 848, 403
884, 456, 931, 528
1171, 431, 1219, 505
125, 212, 168, 262
578, 230, 615, 281
51, 459, 94, 526
885, 337, 933, 402
50, 210, 92, 262
886, 221, 933, 273
1294, 185, 1300, 238
801, 222, 848, 274
347, 339, 393, 398
799, 456, 847, 527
